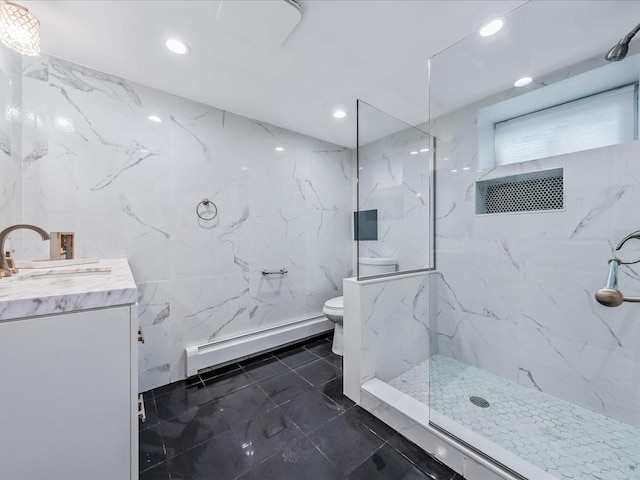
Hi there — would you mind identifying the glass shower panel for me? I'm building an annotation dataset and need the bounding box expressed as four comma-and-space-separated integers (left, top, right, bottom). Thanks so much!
428, 2, 640, 479
356, 100, 434, 280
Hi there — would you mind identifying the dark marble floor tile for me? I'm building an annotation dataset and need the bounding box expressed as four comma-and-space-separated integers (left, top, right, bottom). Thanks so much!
160, 399, 229, 458
258, 369, 314, 405
169, 430, 250, 480
308, 408, 385, 476
295, 358, 341, 387
140, 392, 159, 431
388, 434, 458, 479
349, 406, 396, 441
280, 388, 343, 434
320, 376, 355, 411
249, 437, 340, 480
218, 384, 277, 427
140, 460, 171, 480
154, 379, 212, 422
451, 474, 464, 480
198, 362, 242, 382
304, 337, 333, 358
139, 424, 166, 473
202, 368, 254, 400
242, 356, 289, 383
230, 406, 305, 466
239, 350, 277, 366
275, 346, 317, 369
321, 352, 343, 370
345, 444, 431, 479
235, 471, 256, 480
153, 376, 203, 399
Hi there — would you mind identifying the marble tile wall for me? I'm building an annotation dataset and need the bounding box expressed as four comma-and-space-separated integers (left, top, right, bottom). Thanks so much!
357, 126, 432, 274
357, 272, 431, 384
0, 48, 21, 231
431, 91, 640, 427
15, 55, 352, 391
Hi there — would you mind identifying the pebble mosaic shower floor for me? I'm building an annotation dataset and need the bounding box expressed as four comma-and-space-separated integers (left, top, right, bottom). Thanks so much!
389, 354, 640, 480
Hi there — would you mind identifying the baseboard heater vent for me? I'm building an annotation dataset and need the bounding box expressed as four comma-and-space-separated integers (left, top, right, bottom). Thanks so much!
476, 167, 564, 215
185, 315, 332, 377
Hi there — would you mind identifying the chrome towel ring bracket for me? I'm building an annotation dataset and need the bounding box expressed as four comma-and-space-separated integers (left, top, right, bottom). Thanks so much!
196, 198, 218, 221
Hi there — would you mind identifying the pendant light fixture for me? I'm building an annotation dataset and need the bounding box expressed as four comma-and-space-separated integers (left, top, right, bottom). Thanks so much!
0, 1, 40, 56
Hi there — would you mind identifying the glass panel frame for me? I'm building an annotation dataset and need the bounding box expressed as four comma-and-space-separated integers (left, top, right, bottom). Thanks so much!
356, 99, 435, 281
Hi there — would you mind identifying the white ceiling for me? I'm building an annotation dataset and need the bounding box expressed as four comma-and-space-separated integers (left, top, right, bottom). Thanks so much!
20, 0, 640, 148
22, 0, 527, 147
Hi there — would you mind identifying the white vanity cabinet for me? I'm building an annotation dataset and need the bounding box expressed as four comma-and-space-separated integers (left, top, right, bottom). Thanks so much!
0, 259, 138, 480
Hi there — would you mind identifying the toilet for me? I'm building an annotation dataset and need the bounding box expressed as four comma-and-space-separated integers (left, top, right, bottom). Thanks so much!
322, 257, 399, 355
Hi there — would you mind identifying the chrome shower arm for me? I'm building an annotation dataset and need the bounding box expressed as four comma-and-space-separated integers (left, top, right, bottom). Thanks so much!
605, 258, 619, 289
623, 22, 640, 42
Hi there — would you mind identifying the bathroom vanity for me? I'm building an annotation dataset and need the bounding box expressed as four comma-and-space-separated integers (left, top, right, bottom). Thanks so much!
0, 259, 138, 480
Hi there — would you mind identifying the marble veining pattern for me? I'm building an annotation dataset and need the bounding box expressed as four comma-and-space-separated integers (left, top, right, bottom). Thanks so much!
13, 55, 352, 389
0, 259, 137, 321
389, 355, 640, 480
357, 118, 432, 274
359, 272, 431, 384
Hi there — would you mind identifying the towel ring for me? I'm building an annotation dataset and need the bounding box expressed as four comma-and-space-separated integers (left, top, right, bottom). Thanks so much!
196, 198, 218, 221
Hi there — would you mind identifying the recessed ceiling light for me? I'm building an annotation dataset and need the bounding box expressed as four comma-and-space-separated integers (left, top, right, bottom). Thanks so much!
165, 38, 189, 55
147, 115, 162, 123
275, 146, 284, 152
451, 169, 458, 173
420, 148, 429, 153
514, 77, 533, 87
410, 151, 419, 155
333, 110, 347, 119
479, 19, 503, 37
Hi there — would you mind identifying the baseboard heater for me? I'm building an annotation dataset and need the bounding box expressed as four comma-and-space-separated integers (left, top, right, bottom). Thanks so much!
185, 315, 333, 377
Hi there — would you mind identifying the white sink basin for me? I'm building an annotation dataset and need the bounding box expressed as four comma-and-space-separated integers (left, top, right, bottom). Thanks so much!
13, 266, 112, 280
14, 257, 99, 269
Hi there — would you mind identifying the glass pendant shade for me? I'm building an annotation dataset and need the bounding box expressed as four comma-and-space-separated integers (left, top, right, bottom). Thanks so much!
0, 2, 40, 56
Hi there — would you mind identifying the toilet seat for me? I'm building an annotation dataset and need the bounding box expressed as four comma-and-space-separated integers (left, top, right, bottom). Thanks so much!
323, 296, 343, 312
322, 296, 344, 356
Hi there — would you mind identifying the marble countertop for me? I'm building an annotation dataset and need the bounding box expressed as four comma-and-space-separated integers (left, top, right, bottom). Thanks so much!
0, 259, 137, 321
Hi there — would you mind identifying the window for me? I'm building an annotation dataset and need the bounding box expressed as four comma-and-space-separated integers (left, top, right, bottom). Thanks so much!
494, 84, 637, 166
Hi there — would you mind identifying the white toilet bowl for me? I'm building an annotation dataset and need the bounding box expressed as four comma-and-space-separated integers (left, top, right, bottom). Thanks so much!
322, 257, 398, 357
322, 296, 344, 355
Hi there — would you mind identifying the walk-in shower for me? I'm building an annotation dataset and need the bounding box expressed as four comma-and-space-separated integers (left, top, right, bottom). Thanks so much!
347, 3, 640, 480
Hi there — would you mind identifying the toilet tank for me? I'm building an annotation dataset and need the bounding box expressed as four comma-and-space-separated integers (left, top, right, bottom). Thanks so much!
358, 257, 398, 276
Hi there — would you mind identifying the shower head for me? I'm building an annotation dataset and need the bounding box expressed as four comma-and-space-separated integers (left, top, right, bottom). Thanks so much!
605, 22, 640, 61
605, 41, 629, 62
595, 257, 640, 307
595, 287, 624, 307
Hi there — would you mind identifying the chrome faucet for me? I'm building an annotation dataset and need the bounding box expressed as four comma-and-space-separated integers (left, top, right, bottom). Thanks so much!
0, 224, 51, 277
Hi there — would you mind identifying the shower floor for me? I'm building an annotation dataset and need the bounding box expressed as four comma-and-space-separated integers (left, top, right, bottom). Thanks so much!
389, 354, 640, 480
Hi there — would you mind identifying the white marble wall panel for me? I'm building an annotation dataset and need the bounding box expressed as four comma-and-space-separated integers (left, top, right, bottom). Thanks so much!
15, 55, 352, 390
358, 272, 431, 383
432, 87, 640, 427
0, 49, 21, 229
